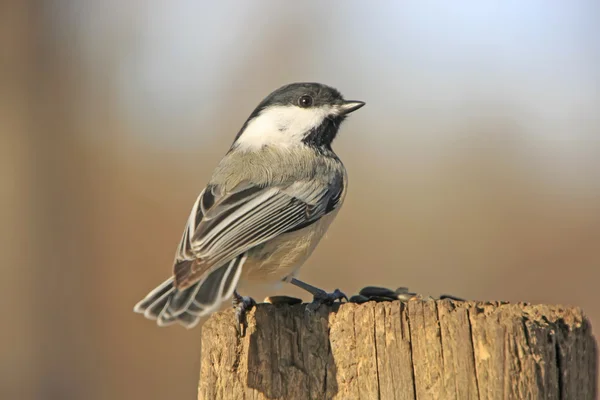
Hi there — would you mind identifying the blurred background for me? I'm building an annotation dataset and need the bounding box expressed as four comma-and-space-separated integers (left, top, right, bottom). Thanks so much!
2, 1, 599, 399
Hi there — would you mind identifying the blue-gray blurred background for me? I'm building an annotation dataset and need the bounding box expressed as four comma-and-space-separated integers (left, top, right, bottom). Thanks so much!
2, 1, 599, 399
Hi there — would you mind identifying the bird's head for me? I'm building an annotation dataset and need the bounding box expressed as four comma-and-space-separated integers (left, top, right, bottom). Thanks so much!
233, 82, 365, 152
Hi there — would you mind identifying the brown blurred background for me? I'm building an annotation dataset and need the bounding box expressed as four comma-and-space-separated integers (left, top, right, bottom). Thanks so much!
2, 1, 600, 399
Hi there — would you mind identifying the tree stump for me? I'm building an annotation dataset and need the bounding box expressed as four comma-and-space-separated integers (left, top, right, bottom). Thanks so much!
199, 300, 597, 400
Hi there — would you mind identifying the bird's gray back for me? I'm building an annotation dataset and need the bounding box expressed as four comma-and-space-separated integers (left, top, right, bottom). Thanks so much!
211, 146, 345, 191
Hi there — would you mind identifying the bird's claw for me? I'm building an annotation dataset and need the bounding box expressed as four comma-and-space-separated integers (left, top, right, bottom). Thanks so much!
313, 288, 348, 305
232, 291, 256, 337
304, 288, 348, 316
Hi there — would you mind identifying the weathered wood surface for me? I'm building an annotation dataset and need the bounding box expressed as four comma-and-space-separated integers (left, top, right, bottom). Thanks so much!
199, 300, 597, 400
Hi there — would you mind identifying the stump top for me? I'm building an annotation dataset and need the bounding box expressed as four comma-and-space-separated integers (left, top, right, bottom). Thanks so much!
199, 300, 597, 400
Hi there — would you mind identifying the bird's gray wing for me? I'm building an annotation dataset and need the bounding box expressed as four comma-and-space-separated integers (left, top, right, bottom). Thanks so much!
172, 177, 343, 289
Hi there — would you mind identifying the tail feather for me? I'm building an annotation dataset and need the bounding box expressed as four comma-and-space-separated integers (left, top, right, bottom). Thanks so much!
185, 300, 204, 316
144, 291, 172, 320
133, 277, 173, 315
168, 282, 201, 317
133, 253, 246, 329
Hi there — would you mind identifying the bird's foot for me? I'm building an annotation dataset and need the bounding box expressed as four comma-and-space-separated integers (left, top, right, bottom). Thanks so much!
313, 287, 348, 305
306, 287, 348, 313
232, 290, 256, 337
287, 277, 348, 315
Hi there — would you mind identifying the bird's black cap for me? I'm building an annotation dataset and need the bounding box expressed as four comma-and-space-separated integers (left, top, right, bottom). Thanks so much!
250, 82, 364, 117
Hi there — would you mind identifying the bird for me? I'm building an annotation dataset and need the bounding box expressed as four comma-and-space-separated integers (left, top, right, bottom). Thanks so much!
133, 82, 365, 333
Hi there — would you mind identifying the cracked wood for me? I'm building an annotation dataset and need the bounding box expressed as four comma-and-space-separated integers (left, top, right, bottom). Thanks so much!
198, 300, 597, 400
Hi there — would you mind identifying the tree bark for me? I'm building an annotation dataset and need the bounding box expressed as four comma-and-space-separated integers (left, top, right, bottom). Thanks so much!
199, 300, 597, 400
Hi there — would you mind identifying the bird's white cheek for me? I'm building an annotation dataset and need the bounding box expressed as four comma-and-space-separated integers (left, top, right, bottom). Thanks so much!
236, 106, 329, 150
283, 108, 329, 138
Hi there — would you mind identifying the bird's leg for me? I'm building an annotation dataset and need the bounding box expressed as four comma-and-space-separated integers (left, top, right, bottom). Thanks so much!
289, 277, 348, 310
232, 290, 255, 337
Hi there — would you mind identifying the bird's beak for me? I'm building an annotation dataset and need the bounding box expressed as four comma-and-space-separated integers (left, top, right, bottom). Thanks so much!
338, 100, 366, 115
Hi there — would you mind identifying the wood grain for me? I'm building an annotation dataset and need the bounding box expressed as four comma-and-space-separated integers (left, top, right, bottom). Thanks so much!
199, 300, 597, 400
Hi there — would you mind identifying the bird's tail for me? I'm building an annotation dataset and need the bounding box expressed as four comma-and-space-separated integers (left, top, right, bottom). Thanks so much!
133, 255, 245, 329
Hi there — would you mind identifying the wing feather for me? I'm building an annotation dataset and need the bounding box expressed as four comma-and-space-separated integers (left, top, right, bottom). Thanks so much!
173, 177, 343, 288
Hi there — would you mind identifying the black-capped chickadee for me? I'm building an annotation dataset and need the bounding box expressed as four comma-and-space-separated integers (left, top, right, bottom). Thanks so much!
134, 82, 365, 331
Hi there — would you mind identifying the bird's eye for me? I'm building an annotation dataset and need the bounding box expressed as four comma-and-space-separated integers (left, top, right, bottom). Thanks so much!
298, 95, 313, 108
